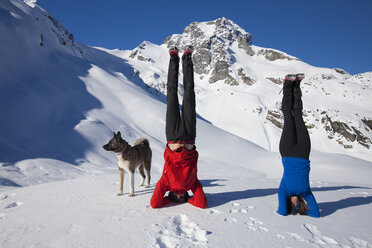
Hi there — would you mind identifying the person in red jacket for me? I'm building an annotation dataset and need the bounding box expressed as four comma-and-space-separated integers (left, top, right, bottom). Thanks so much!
150, 46, 207, 209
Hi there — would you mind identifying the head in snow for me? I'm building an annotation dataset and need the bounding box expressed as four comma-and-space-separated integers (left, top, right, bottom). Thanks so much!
287, 196, 309, 215
168, 191, 190, 203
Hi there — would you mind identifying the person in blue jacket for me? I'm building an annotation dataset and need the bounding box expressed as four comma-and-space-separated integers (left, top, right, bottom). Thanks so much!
277, 73, 320, 218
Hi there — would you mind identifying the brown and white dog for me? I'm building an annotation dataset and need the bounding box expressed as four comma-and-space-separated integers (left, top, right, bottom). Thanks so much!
103, 131, 152, 196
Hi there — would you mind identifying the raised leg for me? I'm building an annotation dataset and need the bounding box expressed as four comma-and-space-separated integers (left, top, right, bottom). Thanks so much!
279, 110, 297, 158
166, 53, 182, 142
279, 74, 310, 160
292, 109, 311, 159
181, 51, 196, 142
279, 78, 296, 157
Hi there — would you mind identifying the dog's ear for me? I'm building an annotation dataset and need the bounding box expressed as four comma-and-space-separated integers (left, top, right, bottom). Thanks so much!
116, 131, 122, 138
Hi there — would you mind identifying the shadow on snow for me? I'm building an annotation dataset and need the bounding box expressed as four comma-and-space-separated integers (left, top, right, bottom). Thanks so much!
0, 43, 210, 165
318, 196, 372, 217
204, 181, 371, 217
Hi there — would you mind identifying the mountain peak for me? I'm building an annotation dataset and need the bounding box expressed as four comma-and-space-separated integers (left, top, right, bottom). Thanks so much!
164, 17, 252, 49
129, 18, 298, 87
162, 17, 255, 85
208, 17, 252, 44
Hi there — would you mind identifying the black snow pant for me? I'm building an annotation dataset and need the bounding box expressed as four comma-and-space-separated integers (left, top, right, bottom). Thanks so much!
279, 80, 311, 160
166, 54, 196, 143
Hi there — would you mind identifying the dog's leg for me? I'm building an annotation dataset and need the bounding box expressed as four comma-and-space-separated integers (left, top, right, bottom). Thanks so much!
138, 165, 145, 187
128, 171, 135, 197
118, 168, 124, 196
145, 167, 151, 188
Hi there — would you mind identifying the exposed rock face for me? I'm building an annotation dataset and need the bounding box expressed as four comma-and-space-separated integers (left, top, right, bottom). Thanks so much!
192, 48, 211, 74
322, 74, 333, 80
265, 106, 372, 150
209, 61, 229, 83
333, 68, 349, 75
46, 14, 75, 48
129, 42, 153, 62
352, 72, 372, 86
162, 17, 253, 85
238, 68, 255, 86
31, 4, 83, 56
362, 119, 372, 130
266, 77, 283, 85
225, 75, 239, 86
237, 34, 255, 56
209, 61, 238, 85
321, 115, 371, 149
266, 110, 283, 129
257, 49, 299, 61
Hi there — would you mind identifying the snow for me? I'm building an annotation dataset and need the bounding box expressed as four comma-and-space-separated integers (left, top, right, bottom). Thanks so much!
1, 0, 372, 247
198, 22, 216, 38
23, 0, 37, 8
2, 150, 372, 247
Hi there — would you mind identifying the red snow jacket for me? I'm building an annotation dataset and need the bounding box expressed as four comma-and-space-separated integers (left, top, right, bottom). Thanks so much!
150, 145, 207, 209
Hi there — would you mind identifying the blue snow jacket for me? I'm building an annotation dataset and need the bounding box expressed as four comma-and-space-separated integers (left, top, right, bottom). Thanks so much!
277, 157, 320, 218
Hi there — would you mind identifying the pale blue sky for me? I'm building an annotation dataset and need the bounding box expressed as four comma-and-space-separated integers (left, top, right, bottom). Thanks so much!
38, 0, 372, 75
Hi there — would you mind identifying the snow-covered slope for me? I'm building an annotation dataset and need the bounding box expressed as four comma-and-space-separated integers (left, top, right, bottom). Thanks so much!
0, 0, 92, 165
1, 0, 372, 247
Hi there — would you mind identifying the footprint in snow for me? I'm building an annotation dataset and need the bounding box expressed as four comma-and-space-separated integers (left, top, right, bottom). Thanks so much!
229, 209, 239, 214
287, 232, 309, 243
348, 237, 372, 248
232, 207, 249, 214
208, 208, 221, 215
287, 224, 339, 245
244, 217, 268, 232
0, 194, 9, 201
229, 202, 254, 214
5, 201, 23, 209
153, 214, 209, 248
240, 209, 248, 214
224, 217, 238, 223
304, 224, 338, 246
349, 191, 369, 196
275, 234, 285, 240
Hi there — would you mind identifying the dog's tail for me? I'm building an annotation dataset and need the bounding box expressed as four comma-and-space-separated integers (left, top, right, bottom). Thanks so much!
134, 137, 150, 146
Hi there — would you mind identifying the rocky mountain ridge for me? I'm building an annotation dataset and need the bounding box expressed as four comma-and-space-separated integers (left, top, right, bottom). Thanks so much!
131, 18, 298, 87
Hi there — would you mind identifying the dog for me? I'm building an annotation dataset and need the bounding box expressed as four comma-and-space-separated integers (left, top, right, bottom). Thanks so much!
103, 131, 152, 197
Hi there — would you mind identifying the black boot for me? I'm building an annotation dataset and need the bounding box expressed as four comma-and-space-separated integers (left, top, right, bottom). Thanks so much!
169, 46, 179, 57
